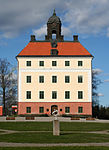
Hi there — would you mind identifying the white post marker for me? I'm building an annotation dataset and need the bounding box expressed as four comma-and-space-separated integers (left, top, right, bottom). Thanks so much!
52, 109, 60, 136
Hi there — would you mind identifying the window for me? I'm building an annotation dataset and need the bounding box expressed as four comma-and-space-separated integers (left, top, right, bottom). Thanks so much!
26, 61, 31, 66
78, 107, 83, 113
39, 76, 44, 83
26, 76, 31, 83
39, 91, 44, 99
39, 61, 44, 66
26, 91, 31, 99
65, 61, 70, 66
52, 91, 57, 99
52, 61, 57, 66
78, 61, 83, 66
26, 107, 31, 113
65, 91, 70, 99
39, 107, 44, 113
65, 107, 70, 113
52, 76, 57, 83
65, 76, 70, 83
78, 91, 83, 99
78, 76, 83, 83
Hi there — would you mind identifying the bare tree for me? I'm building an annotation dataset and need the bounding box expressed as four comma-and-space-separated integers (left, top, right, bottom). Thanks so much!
92, 69, 102, 117
0, 58, 17, 115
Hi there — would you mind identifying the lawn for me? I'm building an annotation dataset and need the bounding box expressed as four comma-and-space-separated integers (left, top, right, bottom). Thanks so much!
0, 122, 109, 131
0, 147, 109, 150
0, 132, 109, 143
0, 122, 109, 144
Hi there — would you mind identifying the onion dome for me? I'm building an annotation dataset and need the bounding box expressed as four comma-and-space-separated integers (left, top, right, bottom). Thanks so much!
47, 9, 61, 24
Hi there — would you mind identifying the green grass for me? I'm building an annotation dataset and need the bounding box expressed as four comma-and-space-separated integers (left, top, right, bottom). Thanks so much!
0, 147, 109, 150
0, 132, 109, 143
0, 122, 109, 131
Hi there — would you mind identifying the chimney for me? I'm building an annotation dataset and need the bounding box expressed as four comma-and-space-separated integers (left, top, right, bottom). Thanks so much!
30, 35, 36, 42
73, 35, 78, 42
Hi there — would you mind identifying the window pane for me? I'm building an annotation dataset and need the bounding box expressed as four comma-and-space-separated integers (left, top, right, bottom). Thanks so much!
26, 91, 31, 99
26, 107, 31, 113
65, 91, 70, 99
65, 76, 70, 83
65, 107, 70, 113
39, 91, 44, 99
39, 107, 44, 113
39, 76, 44, 83
78, 91, 83, 99
26, 61, 31, 66
52, 61, 57, 66
52, 76, 57, 83
39, 61, 44, 66
78, 76, 83, 83
78, 107, 83, 113
78, 61, 83, 66
65, 61, 70, 66
52, 91, 57, 99
27, 76, 31, 83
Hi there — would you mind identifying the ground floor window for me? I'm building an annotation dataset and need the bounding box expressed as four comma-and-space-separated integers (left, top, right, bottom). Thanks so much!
78, 107, 83, 113
26, 107, 31, 113
39, 107, 44, 113
65, 107, 70, 113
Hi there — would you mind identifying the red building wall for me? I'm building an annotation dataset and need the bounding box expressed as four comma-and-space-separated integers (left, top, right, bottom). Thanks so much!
18, 102, 92, 116
0, 106, 3, 116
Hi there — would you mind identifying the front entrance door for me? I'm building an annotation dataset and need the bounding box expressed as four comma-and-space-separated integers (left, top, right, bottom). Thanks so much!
51, 105, 58, 115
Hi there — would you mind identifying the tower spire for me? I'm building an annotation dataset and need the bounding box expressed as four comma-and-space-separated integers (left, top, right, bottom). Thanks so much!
53, 9, 56, 16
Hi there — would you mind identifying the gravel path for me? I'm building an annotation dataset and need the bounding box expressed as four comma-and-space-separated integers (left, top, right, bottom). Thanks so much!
0, 142, 109, 147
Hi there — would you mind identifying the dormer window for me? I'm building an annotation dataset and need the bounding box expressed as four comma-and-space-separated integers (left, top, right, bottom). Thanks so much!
51, 49, 58, 55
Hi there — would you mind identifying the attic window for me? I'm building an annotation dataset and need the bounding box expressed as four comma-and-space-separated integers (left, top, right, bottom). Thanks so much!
51, 49, 58, 55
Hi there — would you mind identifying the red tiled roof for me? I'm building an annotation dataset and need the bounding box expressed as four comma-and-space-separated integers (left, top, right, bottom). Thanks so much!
17, 42, 92, 57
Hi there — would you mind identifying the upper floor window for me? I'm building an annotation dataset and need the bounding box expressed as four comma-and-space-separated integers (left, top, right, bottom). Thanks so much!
26, 61, 31, 66
52, 76, 57, 83
78, 91, 83, 99
78, 61, 83, 66
26, 76, 31, 83
52, 61, 57, 66
52, 91, 57, 99
78, 76, 83, 83
26, 91, 31, 99
65, 76, 70, 83
65, 61, 70, 66
39, 61, 44, 66
39, 91, 44, 99
65, 91, 70, 99
39, 76, 44, 83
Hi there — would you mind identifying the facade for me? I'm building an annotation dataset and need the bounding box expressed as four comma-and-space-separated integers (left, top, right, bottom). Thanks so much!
17, 11, 93, 116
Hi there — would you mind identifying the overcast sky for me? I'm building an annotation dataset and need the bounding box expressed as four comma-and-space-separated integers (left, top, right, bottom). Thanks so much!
0, 0, 109, 106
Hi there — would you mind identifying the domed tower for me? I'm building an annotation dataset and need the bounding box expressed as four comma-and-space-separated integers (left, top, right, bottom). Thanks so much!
45, 10, 64, 41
